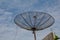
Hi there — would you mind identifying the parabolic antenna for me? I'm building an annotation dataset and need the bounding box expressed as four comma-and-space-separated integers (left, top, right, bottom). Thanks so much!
14, 11, 55, 40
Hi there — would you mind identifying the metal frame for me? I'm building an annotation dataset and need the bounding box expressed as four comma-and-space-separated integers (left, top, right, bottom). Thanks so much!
14, 11, 55, 40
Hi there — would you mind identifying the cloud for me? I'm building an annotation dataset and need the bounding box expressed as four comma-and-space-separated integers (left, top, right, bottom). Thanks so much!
0, 0, 38, 13
0, 9, 32, 40
0, 0, 60, 40
0, 9, 17, 40
0, 9, 14, 24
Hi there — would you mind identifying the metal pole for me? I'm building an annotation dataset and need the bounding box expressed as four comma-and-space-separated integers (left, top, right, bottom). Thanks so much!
33, 31, 36, 40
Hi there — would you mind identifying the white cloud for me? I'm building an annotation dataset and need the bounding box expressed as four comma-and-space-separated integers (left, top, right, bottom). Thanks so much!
0, 9, 16, 40
0, 0, 38, 13
0, 9, 13, 24
0, 0, 60, 40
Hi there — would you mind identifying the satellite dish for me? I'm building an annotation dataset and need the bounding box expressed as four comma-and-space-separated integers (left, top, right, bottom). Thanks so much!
14, 11, 55, 40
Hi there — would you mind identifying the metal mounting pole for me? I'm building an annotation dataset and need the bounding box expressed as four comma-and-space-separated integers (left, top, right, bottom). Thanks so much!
33, 31, 36, 40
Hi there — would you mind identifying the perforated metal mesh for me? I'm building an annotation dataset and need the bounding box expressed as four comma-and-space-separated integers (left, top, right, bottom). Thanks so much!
14, 12, 55, 31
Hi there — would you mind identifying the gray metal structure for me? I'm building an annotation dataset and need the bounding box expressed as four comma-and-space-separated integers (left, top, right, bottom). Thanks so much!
14, 11, 55, 40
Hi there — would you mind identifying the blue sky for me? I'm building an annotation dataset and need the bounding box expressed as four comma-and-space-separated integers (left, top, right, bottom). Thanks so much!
0, 0, 60, 40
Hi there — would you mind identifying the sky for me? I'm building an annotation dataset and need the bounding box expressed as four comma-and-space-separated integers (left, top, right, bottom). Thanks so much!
0, 0, 60, 40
